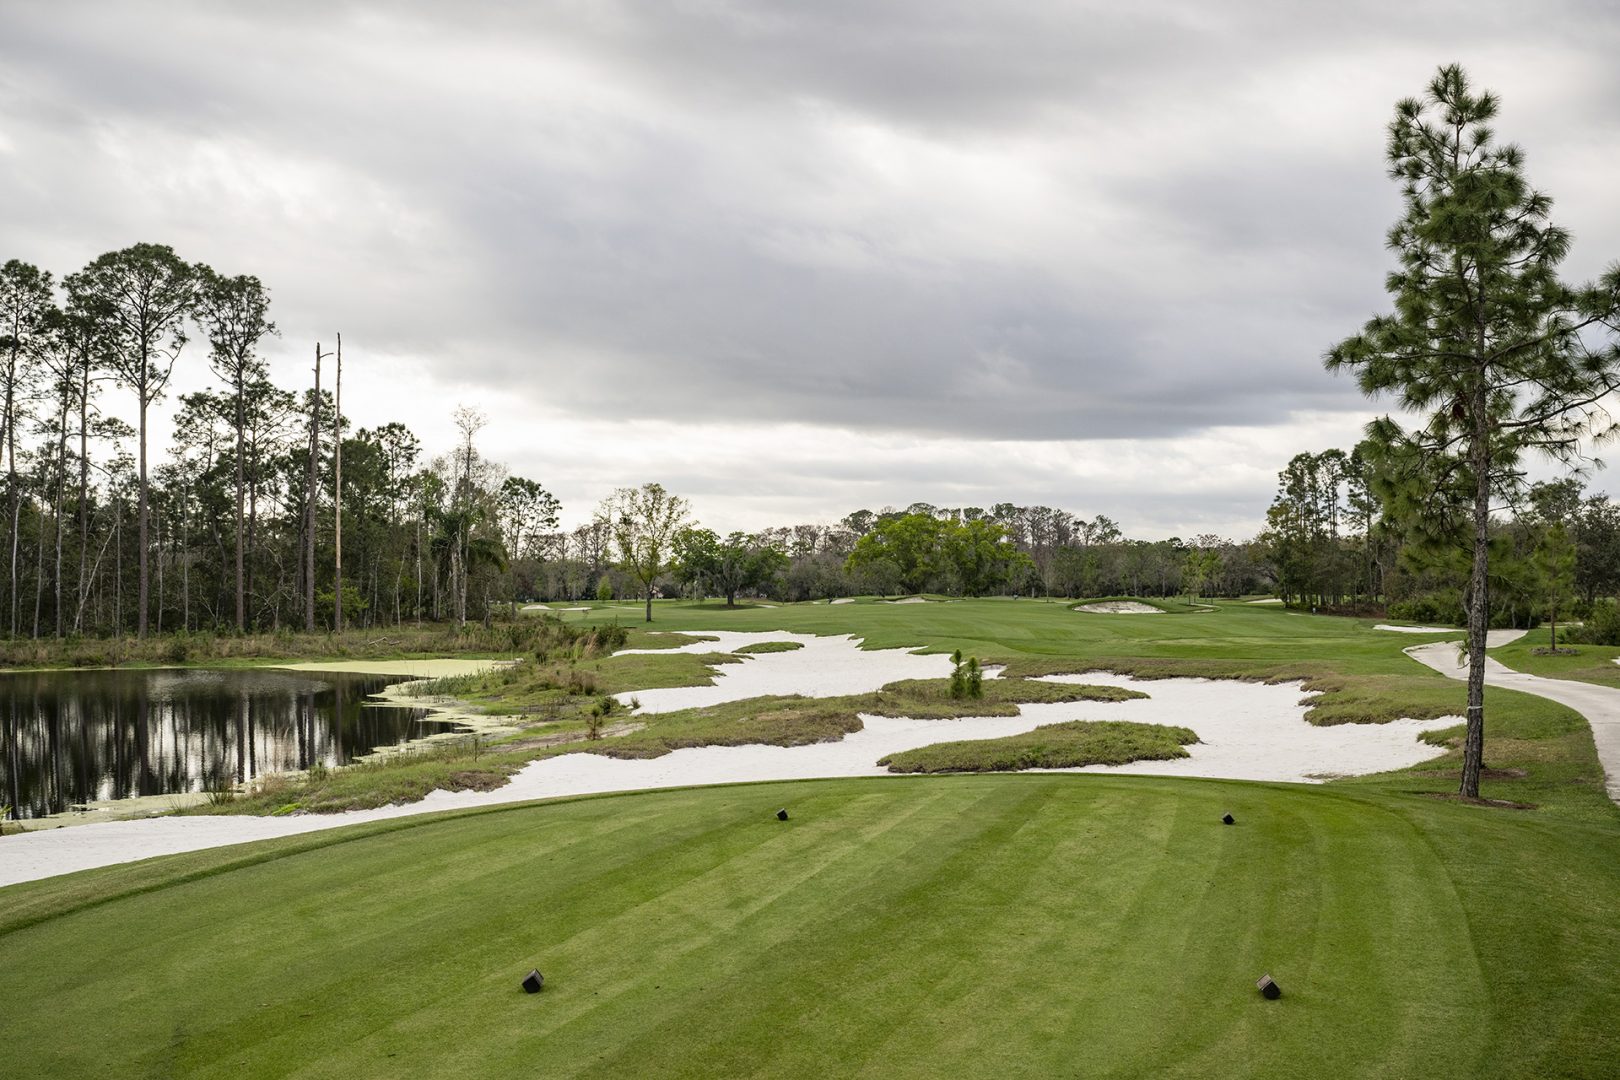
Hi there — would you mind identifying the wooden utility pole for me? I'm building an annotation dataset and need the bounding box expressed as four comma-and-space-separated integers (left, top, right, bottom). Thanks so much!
333, 333, 343, 633
305, 343, 327, 633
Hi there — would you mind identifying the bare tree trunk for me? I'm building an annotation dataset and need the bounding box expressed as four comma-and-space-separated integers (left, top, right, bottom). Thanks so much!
233, 381, 246, 632
247, 452, 258, 625
8, 383, 19, 638
181, 484, 190, 633
53, 385, 67, 637
334, 333, 343, 632
155, 506, 163, 636
305, 344, 321, 633
115, 496, 123, 635
75, 363, 90, 634
32, 473, 45, 638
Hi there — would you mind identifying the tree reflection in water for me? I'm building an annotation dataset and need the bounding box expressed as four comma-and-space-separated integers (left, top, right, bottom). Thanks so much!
0, 668, 446, 818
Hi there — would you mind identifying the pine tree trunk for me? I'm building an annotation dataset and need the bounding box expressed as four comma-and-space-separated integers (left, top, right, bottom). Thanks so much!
1461, 384, 1490, 800
53, 387, 66, 637
138, 385, 149, 639
9, 387, 19, 638
75, 364, 89, 634
234, 381, 246, 632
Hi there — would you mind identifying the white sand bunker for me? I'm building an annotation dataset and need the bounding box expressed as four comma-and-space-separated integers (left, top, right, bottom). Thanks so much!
831, 597, 856, 604
1247, 598, 1284, 605
614, 632, 951, 712
1375, 623, 1459, 634
0, 638, 1456, 888
1074, 601, 1163, 614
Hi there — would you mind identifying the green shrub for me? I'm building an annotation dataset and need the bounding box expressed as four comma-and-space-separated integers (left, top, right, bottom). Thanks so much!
1569, 601, 1620, 645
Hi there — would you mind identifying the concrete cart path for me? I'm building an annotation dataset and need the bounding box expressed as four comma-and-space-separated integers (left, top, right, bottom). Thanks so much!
1405, 636, 1620, 804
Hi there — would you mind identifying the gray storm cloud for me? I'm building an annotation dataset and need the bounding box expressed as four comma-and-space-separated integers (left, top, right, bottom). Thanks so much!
1, 0, 1617, 531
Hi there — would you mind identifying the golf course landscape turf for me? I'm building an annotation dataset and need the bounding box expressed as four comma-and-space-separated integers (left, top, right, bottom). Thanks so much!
5, 775, 1620, 1078
4, 599, 1620, 1077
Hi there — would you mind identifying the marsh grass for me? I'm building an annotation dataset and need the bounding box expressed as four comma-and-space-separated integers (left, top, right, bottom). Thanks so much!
733, 640, 803, 655
878, 720, 1198, 773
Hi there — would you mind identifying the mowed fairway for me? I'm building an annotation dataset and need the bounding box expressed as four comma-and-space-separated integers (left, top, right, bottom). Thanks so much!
6, 774, 1620, 1078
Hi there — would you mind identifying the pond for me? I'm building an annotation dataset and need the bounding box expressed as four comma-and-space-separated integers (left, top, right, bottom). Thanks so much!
0, 667, 459, 819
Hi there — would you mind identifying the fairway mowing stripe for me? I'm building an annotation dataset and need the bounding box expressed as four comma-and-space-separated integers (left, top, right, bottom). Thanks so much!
529, 785, 995, 1071
1393, 802, 1597, 1077
403, 785, 970, 1048
583, 783, 1053, 1079
530, 782, 1025, 1071
1148, 793, 1329, 1075
854, 787, 1128, 1071
783, 783, 1085, 1073
1042, 789, 1260, 1072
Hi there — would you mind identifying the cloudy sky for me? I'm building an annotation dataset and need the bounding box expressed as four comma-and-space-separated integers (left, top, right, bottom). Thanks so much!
2, 1, 1618, 538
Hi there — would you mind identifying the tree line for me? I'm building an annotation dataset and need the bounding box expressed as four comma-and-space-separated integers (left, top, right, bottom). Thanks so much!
0, 244, 561, 639
518, 495, 1274, 611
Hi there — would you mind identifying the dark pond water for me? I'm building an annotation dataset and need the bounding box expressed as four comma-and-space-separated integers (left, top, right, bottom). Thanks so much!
0, 668, 459, 819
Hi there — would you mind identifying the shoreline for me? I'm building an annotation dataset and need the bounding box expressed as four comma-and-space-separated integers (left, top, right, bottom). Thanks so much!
3, 657, 515, 833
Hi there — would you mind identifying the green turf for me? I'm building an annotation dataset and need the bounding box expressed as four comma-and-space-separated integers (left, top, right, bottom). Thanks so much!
732, 640, 804, 654
1490, 634, 1620, 687
4, 775, 1619, 1078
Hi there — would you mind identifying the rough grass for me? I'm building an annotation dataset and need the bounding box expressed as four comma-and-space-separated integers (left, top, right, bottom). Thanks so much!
733, 640, 804, 654
550, 676, 1138, 761
582, 695, 864, 758
0, 619, 577, 670
862, 675, 1146, 718
878, 720, 1198, 773
623, 631, 722, 650
5, 776, 1620, 1078
189, 738, 530, 816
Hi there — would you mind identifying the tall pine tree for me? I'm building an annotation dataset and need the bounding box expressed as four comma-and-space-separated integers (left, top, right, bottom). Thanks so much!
1326, 65, 1620, 798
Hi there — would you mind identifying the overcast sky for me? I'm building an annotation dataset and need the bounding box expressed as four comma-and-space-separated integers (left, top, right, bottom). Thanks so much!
3, 1, 1618, 538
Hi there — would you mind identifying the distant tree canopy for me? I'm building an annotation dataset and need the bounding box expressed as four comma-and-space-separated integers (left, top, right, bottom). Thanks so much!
844, 513, 1032, 597
672, 528, 788, 607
